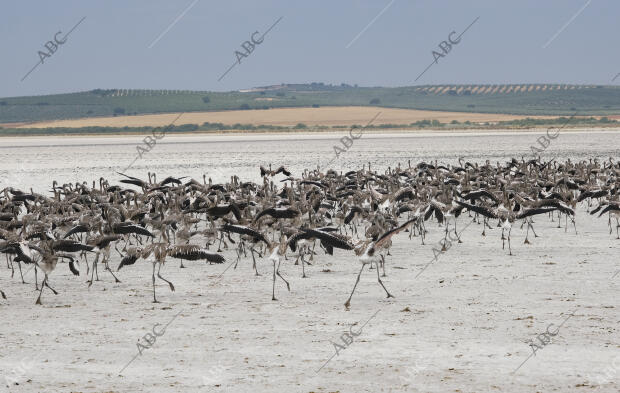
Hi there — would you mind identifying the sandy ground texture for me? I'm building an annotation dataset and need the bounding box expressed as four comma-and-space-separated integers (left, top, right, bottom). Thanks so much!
14, 106, 553, 129
0, 205, 618, 393
0, 129, 618, 392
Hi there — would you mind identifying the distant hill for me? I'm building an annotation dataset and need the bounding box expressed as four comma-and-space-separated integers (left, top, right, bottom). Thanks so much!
1, 83, 620, 124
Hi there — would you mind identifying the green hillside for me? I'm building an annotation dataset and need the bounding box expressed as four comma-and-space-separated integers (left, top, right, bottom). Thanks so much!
1, 84, 620, 124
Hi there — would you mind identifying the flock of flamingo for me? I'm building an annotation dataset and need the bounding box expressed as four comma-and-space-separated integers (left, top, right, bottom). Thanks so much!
0, 158, 618, 307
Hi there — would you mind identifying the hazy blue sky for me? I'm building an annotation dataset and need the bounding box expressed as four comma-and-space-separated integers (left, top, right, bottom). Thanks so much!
2, 0, 618, 97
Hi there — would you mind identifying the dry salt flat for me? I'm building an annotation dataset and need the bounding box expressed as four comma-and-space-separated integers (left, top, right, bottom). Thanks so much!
0, 129, 619, 392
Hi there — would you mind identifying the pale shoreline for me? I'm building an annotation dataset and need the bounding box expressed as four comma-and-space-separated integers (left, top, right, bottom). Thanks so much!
0, 126, 619, 145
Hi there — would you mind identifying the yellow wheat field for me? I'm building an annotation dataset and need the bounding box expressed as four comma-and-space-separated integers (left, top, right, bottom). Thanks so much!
17, 106, 554, 129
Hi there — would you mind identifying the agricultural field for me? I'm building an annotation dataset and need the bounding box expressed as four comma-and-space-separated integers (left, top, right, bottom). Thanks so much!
14, 106, 554, 129
2, 84, 620, 125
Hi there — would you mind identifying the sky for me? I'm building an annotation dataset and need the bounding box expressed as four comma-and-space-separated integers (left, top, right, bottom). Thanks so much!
2, 0, 618, 98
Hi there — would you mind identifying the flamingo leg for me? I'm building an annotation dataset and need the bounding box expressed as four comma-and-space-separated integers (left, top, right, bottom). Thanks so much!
104, 253, 121, 283
380, 254, 387, 277
376, 260, 394, 298
524, 221, 531, 244
276, 260, 290, 291
309, 241, 316, 261
45, 280, 59, 295
152, 262, 159, 303
17, 261, 27, 284
87, 252, 99, 287
35, 275, 47, 305
300, 252, 307, 278
272, 260, 277, 301
345, 264, 365, 308
501, 228, 505, 249
251, 248, 261, 276
234, 244, 242, 269
530, 220, 539, 238
157, 262, 175, 292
